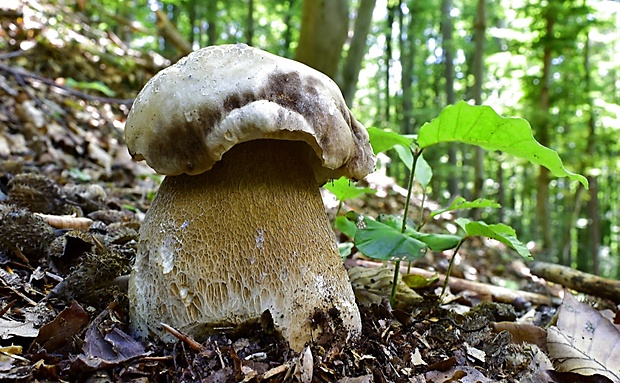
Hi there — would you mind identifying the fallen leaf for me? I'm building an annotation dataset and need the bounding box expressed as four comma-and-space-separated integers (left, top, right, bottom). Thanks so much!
75, 307, 147, 369
547, 292, 620, 382
492, 321, 548, 353
0, 318, 38, 339
34, 300, 89, 353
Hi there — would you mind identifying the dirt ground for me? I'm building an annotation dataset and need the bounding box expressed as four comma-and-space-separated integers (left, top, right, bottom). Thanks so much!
1, 2, 618, 382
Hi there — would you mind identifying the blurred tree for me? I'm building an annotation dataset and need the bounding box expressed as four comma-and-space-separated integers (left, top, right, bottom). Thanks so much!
295, 0, 349, 79
341, 0, 377, 105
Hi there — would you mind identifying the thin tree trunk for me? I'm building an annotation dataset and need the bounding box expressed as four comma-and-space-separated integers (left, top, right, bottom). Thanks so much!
583, 32, 600, 274
341, 0, 377, 105
187, 0, 197, 47
206, 0, 218, 46
295, 0, 349, 80
384, 2, 397, 125
536, 7, 554, 254
246, 0, 254, 46
471, 0, 486, 220
441, 0, 458, 198
400, 0, 415, 135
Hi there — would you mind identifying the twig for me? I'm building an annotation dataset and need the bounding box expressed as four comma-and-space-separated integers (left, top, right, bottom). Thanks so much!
347, 258, 562, 306
34, 213, 93, 230
0, 299, 17, 317
161, 322, 205, 352
0, 63, 134, 105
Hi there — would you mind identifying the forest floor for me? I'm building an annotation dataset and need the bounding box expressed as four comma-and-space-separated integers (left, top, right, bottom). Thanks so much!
1, 2, 619, 383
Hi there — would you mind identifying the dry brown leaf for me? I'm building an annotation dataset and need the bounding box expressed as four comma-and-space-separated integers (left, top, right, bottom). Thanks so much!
492, 321, 548, 353
547, 292, 620, 382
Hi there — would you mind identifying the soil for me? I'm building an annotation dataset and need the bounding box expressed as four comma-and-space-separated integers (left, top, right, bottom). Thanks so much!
0, 2, 614, 382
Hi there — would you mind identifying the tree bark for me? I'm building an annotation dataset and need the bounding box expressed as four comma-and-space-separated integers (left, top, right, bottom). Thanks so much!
536, 6, 554, 254
400, 0, 415, 135
206, 0, 218, 46
471, 0, 486, 220
440, 0, 459, 199
341, 0, 377, 106
584, 33, 600, 275
295, 0, 349, 80
384, 2, 397, 124
155, 9, 193, 56
246, 0, 254, 46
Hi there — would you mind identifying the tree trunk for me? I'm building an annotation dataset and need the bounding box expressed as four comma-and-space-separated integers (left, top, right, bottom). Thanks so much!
583, 32, 600, 274
206, 0, 218, 46
441, 0, 459, 199
536, 7, 554, 254
400, 0, 415, 135
341, 0, 377, 106
295, 0, 349, 80
187, 0, 197, 47
471, 0, 486, 220
384, 2, 397, 124
155, 9, 193, 56
246, 0, 254, 46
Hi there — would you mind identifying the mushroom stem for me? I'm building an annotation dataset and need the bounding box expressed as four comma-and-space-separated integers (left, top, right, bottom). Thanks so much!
129, 139, 361, 351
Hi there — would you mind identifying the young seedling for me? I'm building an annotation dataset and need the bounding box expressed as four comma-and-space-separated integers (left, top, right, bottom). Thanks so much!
339, 101, 588, 305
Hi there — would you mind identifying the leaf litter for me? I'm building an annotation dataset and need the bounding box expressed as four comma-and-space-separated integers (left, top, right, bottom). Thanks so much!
0, 1, 619, 382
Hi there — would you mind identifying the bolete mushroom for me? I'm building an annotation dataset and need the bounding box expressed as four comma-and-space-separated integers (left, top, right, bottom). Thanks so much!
124, 44, 375, 351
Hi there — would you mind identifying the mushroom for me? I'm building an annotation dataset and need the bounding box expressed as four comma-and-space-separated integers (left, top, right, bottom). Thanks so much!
124, 44, 375, 351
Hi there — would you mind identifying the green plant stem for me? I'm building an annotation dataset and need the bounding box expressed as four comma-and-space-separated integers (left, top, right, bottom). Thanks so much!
418, 191, 427, 230
440, 238, 467, 300
390, 147, 423, 307
331, 200, 343, 229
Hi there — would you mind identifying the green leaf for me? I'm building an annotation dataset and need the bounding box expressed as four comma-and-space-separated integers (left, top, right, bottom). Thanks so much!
402, 273, 440, 289
376, 214, 462, 251
417, 101, 588, 188
324, 177, 375, 202
338, 242, 353, 258
335, 215, 357, 238
414, 154, 433, 189
429, 197, 501, 220
392, 147, 433, 189
455, 218, 532, 260
367, 127, 414, 154
354, 217, 427, 262
65, 78, 117, 97
410, 232, 463, 252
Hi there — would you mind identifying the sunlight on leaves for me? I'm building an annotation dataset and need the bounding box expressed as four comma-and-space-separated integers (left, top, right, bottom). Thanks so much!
367, 127, 414, 154
324, 176, 375, 202
417, 101, 588, 188
455, 217, 532, 260
429, 197, 501, 220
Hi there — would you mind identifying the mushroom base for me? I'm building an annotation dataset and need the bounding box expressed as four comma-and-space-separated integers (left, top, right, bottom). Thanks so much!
129, 139, 362, 351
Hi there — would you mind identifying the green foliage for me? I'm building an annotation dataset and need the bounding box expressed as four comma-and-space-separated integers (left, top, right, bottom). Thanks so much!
455, 218, 531, 260
417, 101, 588, 188
65, 78, 117, 97
330, 101, 587, 304
426, 197, 501, 222
352, 215, 427, 262
324, 177, 375, 202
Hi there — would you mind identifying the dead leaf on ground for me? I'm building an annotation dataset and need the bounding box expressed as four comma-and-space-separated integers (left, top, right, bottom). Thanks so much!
34, 300, 89, 353
547, 291, 620, 382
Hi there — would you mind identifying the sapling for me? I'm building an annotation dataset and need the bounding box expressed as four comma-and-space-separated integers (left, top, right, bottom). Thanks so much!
331, 101, 588, 305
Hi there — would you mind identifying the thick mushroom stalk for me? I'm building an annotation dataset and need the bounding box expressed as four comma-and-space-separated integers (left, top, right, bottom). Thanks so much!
125, 44, 375, 351
129, 140, 361, 350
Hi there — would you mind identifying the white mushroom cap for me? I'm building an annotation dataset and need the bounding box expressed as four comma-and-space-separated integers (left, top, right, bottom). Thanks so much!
124, 44, 375, 184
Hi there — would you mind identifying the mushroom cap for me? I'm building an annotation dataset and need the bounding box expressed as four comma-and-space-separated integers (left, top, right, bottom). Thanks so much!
124, 44, 375, 184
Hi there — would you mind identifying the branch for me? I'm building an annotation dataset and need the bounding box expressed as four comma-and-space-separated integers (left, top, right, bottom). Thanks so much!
346, 259, 562, 306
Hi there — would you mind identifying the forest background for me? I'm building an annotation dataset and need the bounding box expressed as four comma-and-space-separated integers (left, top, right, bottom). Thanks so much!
60, 0, 620, 278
